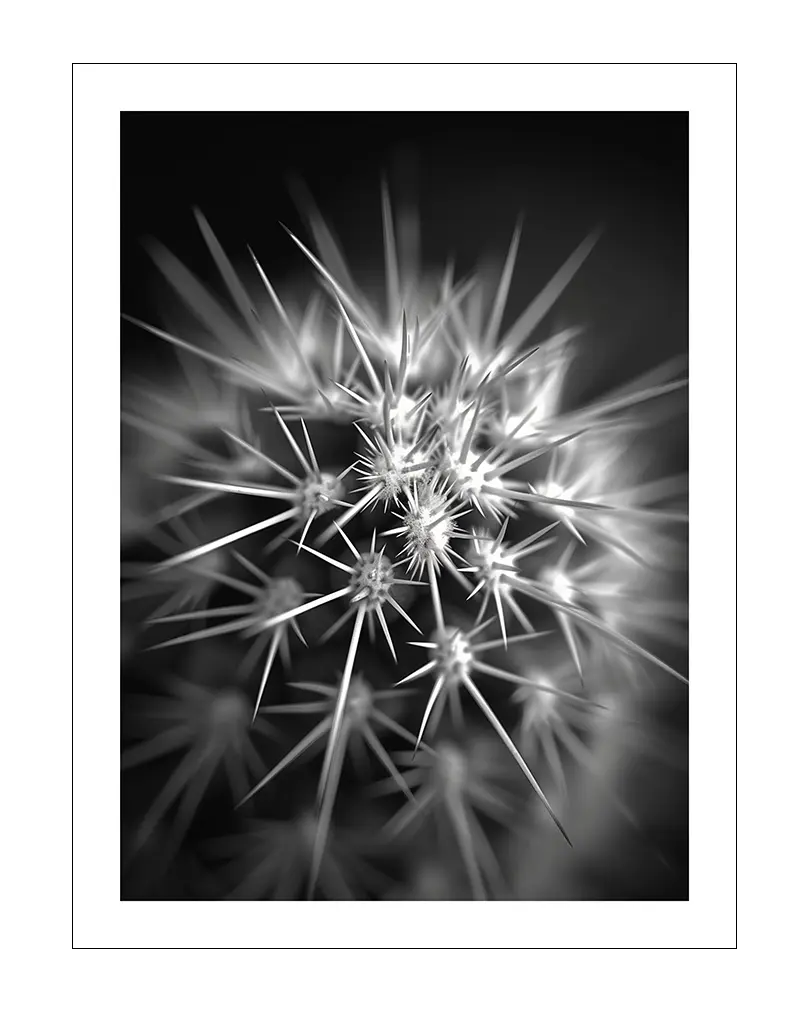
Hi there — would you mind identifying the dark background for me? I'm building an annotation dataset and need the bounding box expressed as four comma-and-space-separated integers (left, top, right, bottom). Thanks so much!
122, 112, 687, 388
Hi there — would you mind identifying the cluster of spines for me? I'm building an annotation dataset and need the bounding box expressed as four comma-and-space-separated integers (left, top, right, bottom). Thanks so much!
121, 185, 688, 899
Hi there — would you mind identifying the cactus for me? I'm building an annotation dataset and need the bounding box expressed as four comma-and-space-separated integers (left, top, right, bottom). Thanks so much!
121, 181, 688, 900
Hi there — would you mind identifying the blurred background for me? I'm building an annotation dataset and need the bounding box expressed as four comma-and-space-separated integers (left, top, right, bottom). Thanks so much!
121, 112, 688, 900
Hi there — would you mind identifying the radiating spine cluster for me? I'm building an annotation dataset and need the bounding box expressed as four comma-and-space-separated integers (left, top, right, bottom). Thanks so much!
121, 181, 688, 900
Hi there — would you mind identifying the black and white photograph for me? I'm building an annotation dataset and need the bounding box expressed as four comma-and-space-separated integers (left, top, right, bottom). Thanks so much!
56, 47, 752, 965
120, 110, 689, 902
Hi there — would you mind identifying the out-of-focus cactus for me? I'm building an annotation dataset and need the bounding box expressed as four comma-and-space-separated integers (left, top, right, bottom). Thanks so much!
121, 181, 688, 900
